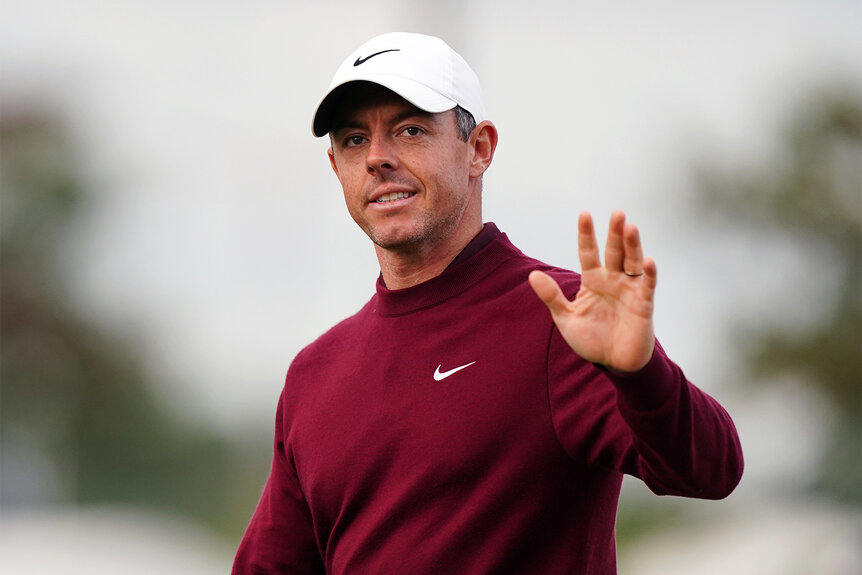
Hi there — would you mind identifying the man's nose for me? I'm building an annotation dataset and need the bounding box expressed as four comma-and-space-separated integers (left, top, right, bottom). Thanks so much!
366, 135, 397, 174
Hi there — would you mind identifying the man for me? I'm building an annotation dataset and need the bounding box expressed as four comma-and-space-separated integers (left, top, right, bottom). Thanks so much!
233, 32, 743, 574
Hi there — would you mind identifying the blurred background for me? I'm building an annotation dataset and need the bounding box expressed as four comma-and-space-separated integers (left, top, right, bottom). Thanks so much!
1, 0, 859, 573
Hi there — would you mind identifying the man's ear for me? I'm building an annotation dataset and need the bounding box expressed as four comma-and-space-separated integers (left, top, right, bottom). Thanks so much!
468, 121, 498, 178
328, 146, 340, 178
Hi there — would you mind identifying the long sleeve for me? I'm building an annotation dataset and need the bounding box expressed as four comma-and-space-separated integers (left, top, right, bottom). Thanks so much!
232, 390, 325, 575
548, 332, 744, 500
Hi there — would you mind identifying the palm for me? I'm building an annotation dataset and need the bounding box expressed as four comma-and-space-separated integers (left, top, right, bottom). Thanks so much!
529, 211, 657, 373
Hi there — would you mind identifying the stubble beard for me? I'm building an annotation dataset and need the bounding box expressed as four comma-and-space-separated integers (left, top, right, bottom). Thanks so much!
365, 207, 462, 256
354, 172, 476, 259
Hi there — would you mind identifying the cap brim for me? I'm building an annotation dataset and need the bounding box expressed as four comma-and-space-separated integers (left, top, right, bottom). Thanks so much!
312, 76, 458, 137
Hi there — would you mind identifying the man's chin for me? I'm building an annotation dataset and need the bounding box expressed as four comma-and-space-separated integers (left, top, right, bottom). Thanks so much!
368, 224, 427, 252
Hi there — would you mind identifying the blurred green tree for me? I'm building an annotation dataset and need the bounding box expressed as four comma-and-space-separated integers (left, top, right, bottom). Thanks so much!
0, 108, 266, 539
695, 84, 861, 505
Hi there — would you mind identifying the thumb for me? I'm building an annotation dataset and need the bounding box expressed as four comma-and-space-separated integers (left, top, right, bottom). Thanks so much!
528, 270, 570, 316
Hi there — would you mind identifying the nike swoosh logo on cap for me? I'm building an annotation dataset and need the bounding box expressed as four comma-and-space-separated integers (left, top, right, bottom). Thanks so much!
433, 361, 477, 381
353, 49, 400, 66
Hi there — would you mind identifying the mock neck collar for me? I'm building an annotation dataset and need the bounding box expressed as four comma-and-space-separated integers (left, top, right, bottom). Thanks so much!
373, 223, 515, 316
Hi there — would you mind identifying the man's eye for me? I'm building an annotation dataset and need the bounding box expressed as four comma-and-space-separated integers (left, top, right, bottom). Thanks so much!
401, 126, 423, 136
346, 135, 365, 146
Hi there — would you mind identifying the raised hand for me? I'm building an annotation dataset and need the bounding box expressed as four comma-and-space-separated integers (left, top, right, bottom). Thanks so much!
528, 211, 658, 373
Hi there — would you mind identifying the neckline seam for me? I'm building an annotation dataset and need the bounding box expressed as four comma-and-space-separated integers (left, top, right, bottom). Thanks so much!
373, 249, 518, 317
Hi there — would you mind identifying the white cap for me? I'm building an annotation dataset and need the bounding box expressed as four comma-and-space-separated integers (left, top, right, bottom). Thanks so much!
312, 32, 485, 137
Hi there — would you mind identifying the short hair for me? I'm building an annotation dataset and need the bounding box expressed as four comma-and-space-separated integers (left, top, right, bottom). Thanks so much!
453, 105, 476, 141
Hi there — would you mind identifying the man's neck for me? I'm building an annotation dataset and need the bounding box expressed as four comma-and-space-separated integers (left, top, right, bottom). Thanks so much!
375, 223, 483, 290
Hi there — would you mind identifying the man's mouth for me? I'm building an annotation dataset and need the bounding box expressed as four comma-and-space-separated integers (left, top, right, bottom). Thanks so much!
374, 191, 416, 203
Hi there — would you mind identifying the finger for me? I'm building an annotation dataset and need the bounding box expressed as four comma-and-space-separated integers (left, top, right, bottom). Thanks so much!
622, 222, 645, 276
577, 212, 601, 272
603, 211, 626, 272
641, 257, 658, 301
528, 270, 570, 316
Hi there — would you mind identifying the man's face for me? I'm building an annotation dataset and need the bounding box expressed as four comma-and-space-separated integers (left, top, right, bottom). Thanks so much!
327, 84, 479, 255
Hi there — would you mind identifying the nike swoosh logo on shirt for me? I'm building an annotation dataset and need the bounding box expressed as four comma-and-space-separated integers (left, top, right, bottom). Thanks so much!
433, 361, 477, 381
353, 49, 400, 66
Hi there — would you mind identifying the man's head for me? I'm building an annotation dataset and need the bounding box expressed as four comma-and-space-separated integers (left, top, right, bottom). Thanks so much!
315, 33, 497, 266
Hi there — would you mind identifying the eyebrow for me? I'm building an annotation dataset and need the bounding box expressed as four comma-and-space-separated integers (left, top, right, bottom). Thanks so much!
331, 106, 437, 135
391, 107, 435, 124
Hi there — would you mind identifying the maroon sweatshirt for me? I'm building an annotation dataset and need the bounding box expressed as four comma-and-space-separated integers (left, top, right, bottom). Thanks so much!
233, 224, 743, 574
